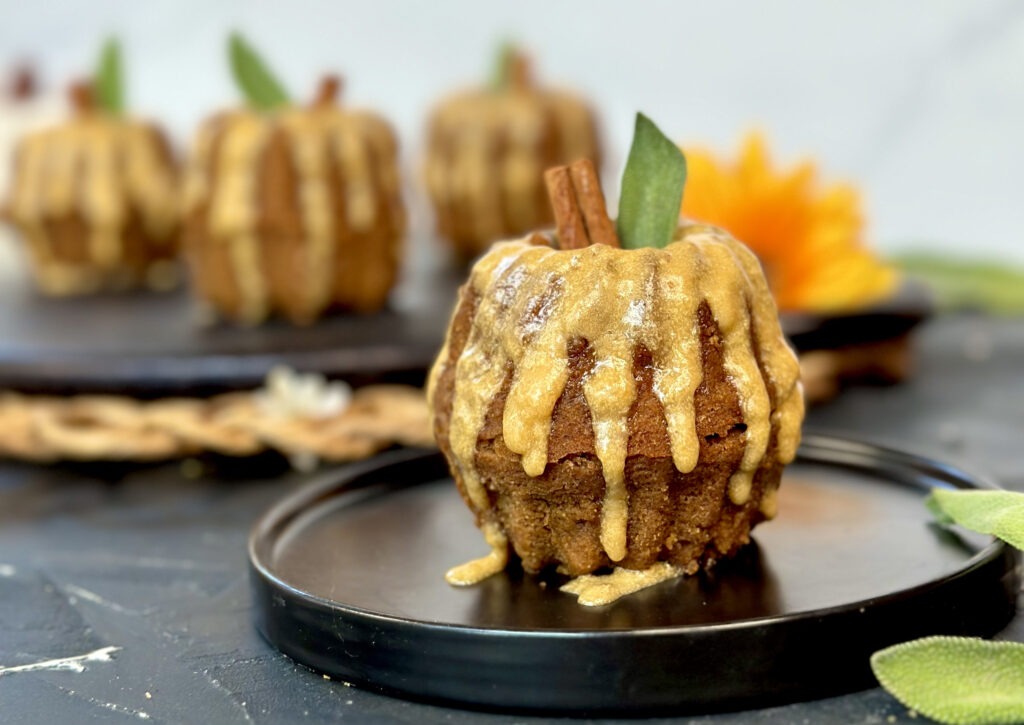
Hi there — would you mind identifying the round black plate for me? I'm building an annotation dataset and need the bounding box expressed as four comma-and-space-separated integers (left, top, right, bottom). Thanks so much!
0, 235, 465, 395
249, 435, 1019, 715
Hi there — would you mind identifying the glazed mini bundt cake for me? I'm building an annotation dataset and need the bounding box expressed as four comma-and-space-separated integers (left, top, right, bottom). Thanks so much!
3, 80, 179, 295
428, 115, 804, 604
183, 37, 404, 325
423, 47, 601, 259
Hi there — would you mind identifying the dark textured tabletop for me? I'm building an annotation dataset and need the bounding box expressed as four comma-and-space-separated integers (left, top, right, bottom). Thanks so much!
1, 314, 1022, 724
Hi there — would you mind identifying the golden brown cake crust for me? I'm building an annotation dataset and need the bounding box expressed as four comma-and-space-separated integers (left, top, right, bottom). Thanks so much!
433, 288, 782, 576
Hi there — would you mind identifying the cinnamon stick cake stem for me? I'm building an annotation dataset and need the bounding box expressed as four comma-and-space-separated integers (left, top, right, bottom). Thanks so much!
545, 159, 620, 250
68, 80, 94, 115
312, 75, 342, 108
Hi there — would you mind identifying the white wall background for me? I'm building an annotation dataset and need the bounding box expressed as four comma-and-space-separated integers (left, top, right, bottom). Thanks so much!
2, 0, 1023, 261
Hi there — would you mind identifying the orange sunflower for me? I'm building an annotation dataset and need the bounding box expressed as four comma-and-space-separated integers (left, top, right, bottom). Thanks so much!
681, 132, 899, 313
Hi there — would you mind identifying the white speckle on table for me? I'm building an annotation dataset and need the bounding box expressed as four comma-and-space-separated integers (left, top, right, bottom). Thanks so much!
53, 684, 151, 720
94, 700, 150, 720
0, 646, 121, 676
201, 672, 254, 723
62, 583, 147, 616
0, 564, 15, 577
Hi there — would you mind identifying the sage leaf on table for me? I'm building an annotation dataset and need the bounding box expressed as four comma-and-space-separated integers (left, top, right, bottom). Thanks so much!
871, 636, 1024, 725
617, 113, 688, 250
871, 489, 1024, 722
229, 33, 291, 111
926, 488, 1024, 550
94, 38, 124, 114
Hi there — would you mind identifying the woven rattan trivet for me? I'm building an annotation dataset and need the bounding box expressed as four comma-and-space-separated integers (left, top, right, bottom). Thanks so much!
0, 368, 433, 467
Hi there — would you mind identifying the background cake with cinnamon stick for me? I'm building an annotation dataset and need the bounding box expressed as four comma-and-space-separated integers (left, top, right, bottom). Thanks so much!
183, 35, 405, 325
428, 115, 804, 605
2, 41, 179, 296
423, 45, 601, 259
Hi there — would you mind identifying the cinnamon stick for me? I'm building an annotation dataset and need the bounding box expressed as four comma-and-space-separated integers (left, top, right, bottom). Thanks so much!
10, 64, 36, 101
312, 75, 342, 109
508, 51, 532, 92
544, 159, 620, 250
545, 166, 589, 250
68, 80, 93, 115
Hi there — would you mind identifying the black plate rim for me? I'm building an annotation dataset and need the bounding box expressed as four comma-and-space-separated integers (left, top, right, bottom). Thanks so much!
248, 433, 1010, 638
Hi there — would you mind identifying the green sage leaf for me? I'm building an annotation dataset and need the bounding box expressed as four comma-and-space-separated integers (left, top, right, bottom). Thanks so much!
489, 41, 516, 91
616, 113, 687, 250
927, 488, 1024, 550
871, 636, 1024, 725
94, 38, 124, 114
229, 33, 291, 111
894, 253, 1024, 315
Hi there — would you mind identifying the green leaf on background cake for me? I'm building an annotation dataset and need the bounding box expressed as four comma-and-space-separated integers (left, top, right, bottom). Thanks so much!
617, 113, 688, 250
871, 637, 1024, 725
229, 33, 291, 111
926, 488, 1024, 549
94, 38, 124, 114
489, 41, 516, 91
893, 254, 1024, 314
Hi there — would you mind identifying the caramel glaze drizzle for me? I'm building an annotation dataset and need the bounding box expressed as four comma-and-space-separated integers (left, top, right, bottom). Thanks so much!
428, 224, 804, 571
5, 81, 178, 293
182, 77, 403, 323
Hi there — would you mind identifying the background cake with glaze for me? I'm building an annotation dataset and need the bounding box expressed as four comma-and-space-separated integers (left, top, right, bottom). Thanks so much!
2, 80, 179, 296
183, 37, 405, 325
423, 47, 600, 260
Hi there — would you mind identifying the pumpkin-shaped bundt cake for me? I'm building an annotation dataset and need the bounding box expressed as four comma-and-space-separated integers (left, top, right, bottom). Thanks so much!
3, 45, 179, 296
183, 36, 405, 324
428, 115, 804, 604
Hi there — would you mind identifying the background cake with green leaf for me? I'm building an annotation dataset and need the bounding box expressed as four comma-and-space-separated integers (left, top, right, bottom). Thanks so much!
2, 40, 179, 296
183, 35, 405, 325
423, 45, 601, 259
428, 114, 804, 605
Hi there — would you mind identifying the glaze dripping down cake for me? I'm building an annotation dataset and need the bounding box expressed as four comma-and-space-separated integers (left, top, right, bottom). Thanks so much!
3, 84, 179, 295
428, 223, 804, 587
183, 79, 405, 325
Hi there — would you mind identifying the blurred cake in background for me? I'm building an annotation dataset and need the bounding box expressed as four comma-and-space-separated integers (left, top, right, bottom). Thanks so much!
0, 63, 66, 201
183, 35, 405, 325
424, 45, 601, 259
1, 43, 179, 295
